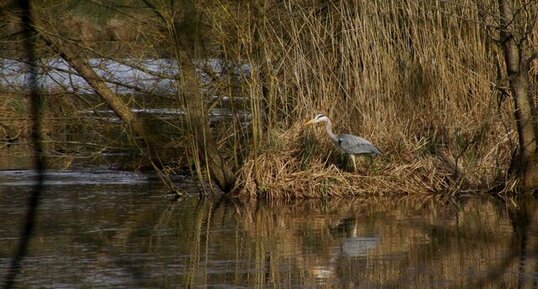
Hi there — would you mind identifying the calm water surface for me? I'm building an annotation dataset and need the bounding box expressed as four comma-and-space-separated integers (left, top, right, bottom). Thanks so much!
0, 169, 536, 289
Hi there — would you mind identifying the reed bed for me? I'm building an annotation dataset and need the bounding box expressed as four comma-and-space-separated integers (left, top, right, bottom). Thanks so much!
204, 0, 525, 198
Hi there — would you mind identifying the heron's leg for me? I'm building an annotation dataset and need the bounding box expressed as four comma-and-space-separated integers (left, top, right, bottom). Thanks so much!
350, 154, 357, 171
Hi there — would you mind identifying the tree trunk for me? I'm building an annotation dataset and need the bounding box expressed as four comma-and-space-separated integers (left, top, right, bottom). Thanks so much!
40, 34, 149, 144
498, 0, 538, 193
41, 32, 235, 192
177, 50, 235, 192
140, 0, 235, 192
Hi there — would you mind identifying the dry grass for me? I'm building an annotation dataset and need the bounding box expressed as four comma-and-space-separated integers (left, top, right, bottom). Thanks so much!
204, 0, 530, 198
232, 120, 511, 199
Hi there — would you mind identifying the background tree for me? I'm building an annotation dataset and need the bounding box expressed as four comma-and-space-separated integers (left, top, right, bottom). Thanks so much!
495, 0, 538, 193
3, 0, 235, 193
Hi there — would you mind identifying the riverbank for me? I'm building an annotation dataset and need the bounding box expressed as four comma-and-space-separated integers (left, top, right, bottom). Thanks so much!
2, 0, 536, 198
0, 85, 517, 199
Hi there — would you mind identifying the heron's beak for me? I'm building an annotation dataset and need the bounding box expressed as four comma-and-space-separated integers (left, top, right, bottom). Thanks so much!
304, 119, 316, 125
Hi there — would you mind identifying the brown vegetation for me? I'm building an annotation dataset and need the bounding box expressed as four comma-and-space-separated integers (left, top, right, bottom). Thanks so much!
213, 0, 535, 198
1, 0, 538, 198
234, 122, 454, 199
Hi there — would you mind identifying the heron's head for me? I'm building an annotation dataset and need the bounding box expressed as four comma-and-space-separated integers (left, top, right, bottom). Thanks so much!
305, 114, 329, 125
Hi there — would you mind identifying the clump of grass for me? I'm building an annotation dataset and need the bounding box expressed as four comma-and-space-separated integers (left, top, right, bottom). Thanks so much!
232, 122, 476, 200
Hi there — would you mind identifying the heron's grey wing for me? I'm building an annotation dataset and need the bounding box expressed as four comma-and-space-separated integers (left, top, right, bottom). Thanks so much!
337, 134, 382, 155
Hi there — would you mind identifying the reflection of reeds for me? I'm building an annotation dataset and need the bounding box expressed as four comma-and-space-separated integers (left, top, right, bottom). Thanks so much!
227, 197, 520, 288
118, 196, 533, 288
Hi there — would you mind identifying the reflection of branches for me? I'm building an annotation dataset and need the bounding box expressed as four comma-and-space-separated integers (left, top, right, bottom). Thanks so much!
420, 227, 520, 289
509, 200, 538, 289
2, 1, 45, 289
451, 200, 537, 289
450, 250, 518, 289
376, 198, 536, 289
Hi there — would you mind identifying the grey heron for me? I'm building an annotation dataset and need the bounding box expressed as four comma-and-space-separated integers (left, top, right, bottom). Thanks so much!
305, 114, 381, 171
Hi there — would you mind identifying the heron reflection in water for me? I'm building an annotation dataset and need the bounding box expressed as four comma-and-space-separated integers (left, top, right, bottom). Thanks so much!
305, 114, 381, 171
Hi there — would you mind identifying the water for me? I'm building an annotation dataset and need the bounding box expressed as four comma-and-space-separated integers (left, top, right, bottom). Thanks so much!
0, 58, 248, 95
1, 57, 252, 124
0, 169, 536, 288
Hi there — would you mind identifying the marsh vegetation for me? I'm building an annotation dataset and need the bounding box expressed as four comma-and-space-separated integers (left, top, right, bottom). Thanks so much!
1, 0, 537, 197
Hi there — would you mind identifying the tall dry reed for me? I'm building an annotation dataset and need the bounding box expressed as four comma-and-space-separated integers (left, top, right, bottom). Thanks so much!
203, 0, 528, 198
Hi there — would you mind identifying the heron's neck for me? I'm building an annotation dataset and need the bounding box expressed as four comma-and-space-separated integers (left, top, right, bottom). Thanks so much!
324, 119, 338, 143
